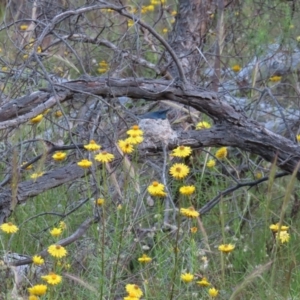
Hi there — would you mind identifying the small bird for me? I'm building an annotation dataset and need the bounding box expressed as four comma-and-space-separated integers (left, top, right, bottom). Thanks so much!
139, 108, 170, 120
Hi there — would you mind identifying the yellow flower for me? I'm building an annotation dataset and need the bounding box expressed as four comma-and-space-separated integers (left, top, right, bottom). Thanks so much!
147, 181, 167, 197
30, 172, 44, 179
255, 171, 263, 179
269, 75, 281, 82
181, 272, 194, 283
269, 223, 289, 232
126, 134, 144, 145
123, 297, 139, 300
32, 255, 44, 265
41, 272, 62, 285
190, 227, 198, 233
172, 145, 192, 157
296, 134, 300, 142
29, 295, 39, 300
59, 221, 67, 230
2, 66, 8, 71
28, 284, 47, 296
98, 60, 109, 73
197, 277, 211, 287
118, 139, 134, 154
127, 125, 144, 136
169, 163, 190, 179
125, 284, 143, 298
0, 222, 19, 234
95, 151, 115, 163
215, 147, 227, 159
206, 159, 216, 168
276, 231, 290, 243
21, 161, 33, 170
138, 254, 152, 263
231, 64, 241, 72
48, 244, 67, 258
96, 198, 105, 206
208, 287, 219, 297
196, 121, 211, 129
52, 152, 66, 161
20, 24, 29, 30
50, 227, 62, 237
84, 140, 101, 151
146, 5, 155, 11
180, 207, 199, 218
141, 6, 148, 14
77, 159, 92, 168
218, 243, 235, 253
128, 19, 134, 27
179, 185, 195, 195
30, 114, 43, 124
162, 28, 168, 34
54, 110, 63, 117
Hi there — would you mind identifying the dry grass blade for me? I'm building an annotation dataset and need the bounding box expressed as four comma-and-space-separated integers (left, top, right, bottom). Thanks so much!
229, 261, 273, 300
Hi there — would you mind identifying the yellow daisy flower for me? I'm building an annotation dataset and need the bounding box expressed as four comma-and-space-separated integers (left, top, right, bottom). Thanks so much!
215, 147, 227, 159
169, 163, 190, 179
59, 221, 67, 230
20, 24, 29, 30
125, 284, 143, 298
50, 227, 62, 237
138, 254, 152, 263
190, 227, 198, 233
77, 159, 92, 168
206, 159, 216, 168
41, 272, 62, 285
48, 244, 67, 258
197, 277, 211, 287
218, 243, 235, 253
196, 121, 211, 129
95, 198, 105, 206
0, 222, 19, 234
95, 151, 115, 163
52, 152, 66, 161
84, 140, 101, 151
29, 295, 39, 300
28, 284, 47, 296
32, 255, 44, 265
30, 114, 43, 124
180, 207, 199, 218
172, 145, 192, 157
147, 181, 167, 197
127, 125, 143, 136
269, 75, 281, 82
255, 171, 263, 179
126, 134, 144, 145
208, 287, 219, 297
231, 64, 241, 72
269, 223, 289, 232
54, 110, 63, 118
179, 185, 196, 195
276, 231, 290, 244
30, 172, 44, 179
181, 272, 194, 283
118, 139, 134, 154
